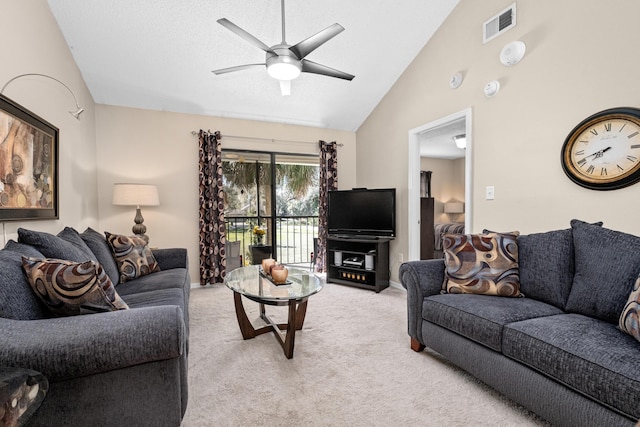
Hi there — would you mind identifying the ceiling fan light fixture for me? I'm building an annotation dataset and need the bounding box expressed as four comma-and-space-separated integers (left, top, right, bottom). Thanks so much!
267, 61, 301, 81
214, 0, 353, 84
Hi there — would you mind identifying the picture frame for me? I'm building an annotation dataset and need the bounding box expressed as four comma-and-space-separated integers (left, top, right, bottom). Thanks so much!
0, 94, 59, 221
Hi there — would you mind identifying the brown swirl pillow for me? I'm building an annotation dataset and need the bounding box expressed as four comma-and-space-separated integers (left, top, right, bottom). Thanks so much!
619, 276, 640, 342
21, 257, 129, 316
442, 231, 523, 297
105, 232, 160, 283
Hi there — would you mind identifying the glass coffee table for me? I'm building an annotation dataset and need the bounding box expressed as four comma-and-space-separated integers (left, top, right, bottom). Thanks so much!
225, 265, 323, 359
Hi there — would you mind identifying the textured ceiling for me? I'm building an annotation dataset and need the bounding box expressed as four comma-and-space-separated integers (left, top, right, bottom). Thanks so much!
47, 0, 459, 131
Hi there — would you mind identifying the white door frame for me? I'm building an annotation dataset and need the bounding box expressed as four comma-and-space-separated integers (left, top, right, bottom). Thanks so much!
407, 108, 473, 261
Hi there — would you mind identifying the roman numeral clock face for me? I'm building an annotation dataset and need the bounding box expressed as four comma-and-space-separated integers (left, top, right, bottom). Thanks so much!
562, 108, 640, 190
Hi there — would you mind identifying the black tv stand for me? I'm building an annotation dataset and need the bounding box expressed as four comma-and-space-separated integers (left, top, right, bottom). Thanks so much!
326, 235, 391, 293
334, 234, 380, 240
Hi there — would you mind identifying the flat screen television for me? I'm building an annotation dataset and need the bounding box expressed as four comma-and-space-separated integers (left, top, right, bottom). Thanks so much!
327, 188, 396, 238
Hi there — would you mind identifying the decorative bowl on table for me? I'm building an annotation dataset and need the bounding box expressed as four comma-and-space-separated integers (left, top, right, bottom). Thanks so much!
261, 258, 276, 275
270, 265, 289, 284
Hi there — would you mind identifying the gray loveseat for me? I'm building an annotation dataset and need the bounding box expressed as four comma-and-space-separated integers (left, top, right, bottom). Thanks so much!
0, 227, 189, 427
400, 219, 640, 426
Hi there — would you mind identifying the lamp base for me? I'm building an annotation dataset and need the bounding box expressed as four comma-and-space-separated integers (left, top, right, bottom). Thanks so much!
132, 207, 149, 243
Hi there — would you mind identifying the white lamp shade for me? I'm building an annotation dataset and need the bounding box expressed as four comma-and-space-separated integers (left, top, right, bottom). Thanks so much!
444, 202, 464, 214
112, 184, 160, 207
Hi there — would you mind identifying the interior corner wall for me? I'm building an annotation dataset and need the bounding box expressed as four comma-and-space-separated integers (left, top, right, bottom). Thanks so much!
95, 105, 356, 284
1, 0, 98, 245
356, 0, 640, 282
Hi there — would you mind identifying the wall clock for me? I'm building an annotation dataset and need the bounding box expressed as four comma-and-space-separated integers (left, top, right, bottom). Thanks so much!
561, 107, 640, 190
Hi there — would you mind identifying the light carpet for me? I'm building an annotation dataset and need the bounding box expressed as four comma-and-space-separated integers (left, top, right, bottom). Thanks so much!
181, 281, 549, 426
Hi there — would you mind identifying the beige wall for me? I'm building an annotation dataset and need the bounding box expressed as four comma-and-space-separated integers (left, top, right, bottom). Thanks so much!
357, 0, 640, 281
1, 0, 98, 244
421, 157, 465, 223
96, 105, 356, 283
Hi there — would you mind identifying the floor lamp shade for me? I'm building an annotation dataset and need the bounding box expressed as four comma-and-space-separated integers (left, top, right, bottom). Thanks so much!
112, 184, 160, 242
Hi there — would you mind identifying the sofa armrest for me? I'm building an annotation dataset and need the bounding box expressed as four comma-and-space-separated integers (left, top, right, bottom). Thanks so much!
399, 259, 445, 344
152, 248, 188, 270
0, 305, 185, 382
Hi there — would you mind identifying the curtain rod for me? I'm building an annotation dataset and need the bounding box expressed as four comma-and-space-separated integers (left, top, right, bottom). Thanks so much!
190, 130, 343, 147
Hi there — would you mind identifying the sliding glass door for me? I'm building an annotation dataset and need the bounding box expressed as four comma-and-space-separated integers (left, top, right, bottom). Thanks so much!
223, 150, 318, 267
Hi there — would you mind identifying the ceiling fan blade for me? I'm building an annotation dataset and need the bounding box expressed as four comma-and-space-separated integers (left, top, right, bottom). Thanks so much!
217, 18, 274, 54
289, 23, 345, 59
212, 64, 265, 75
301, 60, 354, 81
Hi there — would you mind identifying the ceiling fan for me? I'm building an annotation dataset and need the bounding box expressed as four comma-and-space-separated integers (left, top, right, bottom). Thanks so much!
212, 0, 355, 96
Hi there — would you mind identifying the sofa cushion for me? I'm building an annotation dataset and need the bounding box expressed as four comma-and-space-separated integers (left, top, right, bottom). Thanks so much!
619, 276, 640, 342
3, 240, 45, 258
422, 294, 563, 351
565, 220, 640, 324
57, 227, 99, 262
105, 232, 160, 284
517, 228, 575, 310
22, 257, 129, 316
442, 232, 523, 297
115, 268, 190, 297
120, 288, 185, 313
0, 250, 49, 320
81, 227, 120, 285
503, 313, 640, 420
17, 228, 95, 263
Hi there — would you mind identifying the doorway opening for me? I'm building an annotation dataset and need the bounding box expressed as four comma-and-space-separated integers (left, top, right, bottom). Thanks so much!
407, 108, 472, 261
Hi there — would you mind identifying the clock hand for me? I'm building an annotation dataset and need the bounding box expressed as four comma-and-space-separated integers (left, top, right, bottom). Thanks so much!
584, 146, 612, 160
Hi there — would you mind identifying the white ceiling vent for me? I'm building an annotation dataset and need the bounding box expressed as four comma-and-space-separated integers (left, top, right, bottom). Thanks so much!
483, 3, 516, 44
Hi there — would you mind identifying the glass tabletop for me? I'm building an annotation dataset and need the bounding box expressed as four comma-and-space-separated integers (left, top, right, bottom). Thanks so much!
225, 265, 323, 301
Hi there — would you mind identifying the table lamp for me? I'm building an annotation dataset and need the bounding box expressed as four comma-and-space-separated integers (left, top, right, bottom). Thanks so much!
112, 183, 160, 243
444, 201, 464, 222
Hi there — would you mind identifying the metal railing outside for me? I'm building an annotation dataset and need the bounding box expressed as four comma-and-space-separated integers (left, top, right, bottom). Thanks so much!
225, 215, 318, 267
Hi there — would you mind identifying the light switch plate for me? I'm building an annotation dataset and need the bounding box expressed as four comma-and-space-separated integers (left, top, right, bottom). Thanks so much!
486, 186, 495, 200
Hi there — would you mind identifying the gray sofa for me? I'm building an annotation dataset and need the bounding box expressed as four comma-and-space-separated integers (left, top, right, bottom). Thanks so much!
0, 227, 190, 427
400, 220, 640, 426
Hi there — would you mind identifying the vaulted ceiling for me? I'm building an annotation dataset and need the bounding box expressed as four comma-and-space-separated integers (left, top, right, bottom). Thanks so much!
47, 0, 459, 131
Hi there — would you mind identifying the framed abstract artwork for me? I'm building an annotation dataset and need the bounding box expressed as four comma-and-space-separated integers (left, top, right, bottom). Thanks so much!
0, 94, 58, 220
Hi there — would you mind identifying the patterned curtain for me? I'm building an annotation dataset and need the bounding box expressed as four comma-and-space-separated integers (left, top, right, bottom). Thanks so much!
198, 130, 227, 285
315, 140, 338, 272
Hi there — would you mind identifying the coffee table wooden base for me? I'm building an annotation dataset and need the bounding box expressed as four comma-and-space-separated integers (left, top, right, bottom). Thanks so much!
233, 292, 309, 359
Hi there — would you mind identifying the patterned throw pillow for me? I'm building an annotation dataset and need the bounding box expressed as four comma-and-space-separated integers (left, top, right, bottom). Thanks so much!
442, 231, 523, 297
105, 232, 160, 283
21, 257, 129, 316
619, 276, 640, 342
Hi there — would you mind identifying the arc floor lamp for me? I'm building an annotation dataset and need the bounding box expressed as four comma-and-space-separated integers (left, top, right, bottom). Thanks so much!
0, 73, 84, 119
